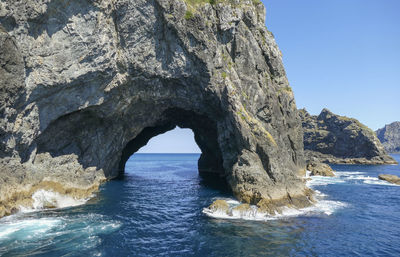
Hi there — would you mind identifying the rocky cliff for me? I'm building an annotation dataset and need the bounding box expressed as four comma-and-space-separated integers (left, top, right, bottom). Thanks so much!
376, 122, 400, 153
300, 108, 396, 164
0, 0, 311, 217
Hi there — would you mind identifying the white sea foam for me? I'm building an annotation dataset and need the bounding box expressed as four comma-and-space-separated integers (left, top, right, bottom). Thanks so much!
0, 213, 121, 253
33, 189, 88, 209
363, 179, 400, 186
226, 199, 240, 205
203, 169, 356, 221
202, 189, 347, 222
19, 189, 89, 212
202, 205, 271, 221
335, 171, 365, 176
346, 175, 377, 180
205, 166, 400, 220
306, 175, 346, 187
334, 171, 400, 186
0, 218, 61, 239
304, 170, 346, 187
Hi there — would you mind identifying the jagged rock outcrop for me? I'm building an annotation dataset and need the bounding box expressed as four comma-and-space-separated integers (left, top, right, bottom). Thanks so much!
299, 108, 397, 165
306, 161, 335, 177
0, 0, 311, 218
376, 122, 400, 153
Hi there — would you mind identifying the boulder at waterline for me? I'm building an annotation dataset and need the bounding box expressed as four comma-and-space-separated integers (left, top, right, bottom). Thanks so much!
378, 174, 400, 185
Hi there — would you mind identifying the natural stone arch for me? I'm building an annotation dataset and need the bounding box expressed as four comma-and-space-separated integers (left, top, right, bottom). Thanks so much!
118, 109, 224, 177
0, 0, 312, 217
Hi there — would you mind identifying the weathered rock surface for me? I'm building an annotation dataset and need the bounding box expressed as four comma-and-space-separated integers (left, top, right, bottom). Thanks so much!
300, 109, 397, 165
207, 199, 230, 214
376, 122, 400, 153
0, 0, 311, 217
378, 174, 400, 185
306, 161, 335, 177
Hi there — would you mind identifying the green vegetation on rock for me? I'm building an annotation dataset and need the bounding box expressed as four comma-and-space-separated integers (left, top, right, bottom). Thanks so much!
184, 10, 194, 20
183, 0, 261, 10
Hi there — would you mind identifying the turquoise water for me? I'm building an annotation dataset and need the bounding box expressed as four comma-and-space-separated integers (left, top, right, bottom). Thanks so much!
1, 153, 400, 256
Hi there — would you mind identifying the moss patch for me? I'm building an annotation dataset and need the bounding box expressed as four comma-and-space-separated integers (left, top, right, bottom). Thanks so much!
184, 10, 194, 20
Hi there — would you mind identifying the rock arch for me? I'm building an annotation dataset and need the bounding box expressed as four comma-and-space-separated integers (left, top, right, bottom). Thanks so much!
0, 0, 312, 217
117, 109, 224, 177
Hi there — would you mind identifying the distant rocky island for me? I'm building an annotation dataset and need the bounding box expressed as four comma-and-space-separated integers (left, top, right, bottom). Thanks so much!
376, 122, 400, 153
299, 109, 397, 165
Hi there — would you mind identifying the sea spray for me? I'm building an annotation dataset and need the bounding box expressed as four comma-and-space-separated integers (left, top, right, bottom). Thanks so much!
203, 171, 349, 221
202, 192, 347, 221
0, 213, 121, 255
30, 190, 88, 210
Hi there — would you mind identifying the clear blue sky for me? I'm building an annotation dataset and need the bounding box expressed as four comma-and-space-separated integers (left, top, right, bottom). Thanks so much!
264, 0, 400, 130
137, 127, 200, 153
139, 1, 400, 153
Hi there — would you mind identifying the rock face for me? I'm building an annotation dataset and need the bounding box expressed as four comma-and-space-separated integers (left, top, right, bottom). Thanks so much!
0, 0, 311, 217
300, 109, 397, 165
378, 174, 400, 185
207, 199, 229, 214
376, 122, 400, 153
306, 161, 335, 177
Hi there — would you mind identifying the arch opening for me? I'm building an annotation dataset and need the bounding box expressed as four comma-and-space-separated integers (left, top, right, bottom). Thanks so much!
117, 109, 226, 184
32, 106, 230, 191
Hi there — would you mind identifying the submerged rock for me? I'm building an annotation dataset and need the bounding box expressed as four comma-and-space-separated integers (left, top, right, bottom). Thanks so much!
306, 161, 335, 177
0, 0, 311, 218
378, 174, 400, 185
300, 109, 397, 165
376, 122, 400, 153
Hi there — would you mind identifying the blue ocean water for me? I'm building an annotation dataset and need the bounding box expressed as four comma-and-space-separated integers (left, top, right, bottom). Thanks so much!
1, 153, 400, 256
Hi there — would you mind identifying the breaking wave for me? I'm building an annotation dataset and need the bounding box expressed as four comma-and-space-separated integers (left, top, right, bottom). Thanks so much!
335, 171, 400, 186
32, 189, 89, 209
203, 171, 349, 221
202, 190, 347, 222
204, 168, 400, 222
18, 190, 91, 213
0, 213, 121, 255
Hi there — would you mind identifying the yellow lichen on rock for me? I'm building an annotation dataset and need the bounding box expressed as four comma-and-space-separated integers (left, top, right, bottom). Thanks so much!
237, 107, 277, 146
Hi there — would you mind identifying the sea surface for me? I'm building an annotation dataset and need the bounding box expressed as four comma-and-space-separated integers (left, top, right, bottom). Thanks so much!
1, 153, 400, 256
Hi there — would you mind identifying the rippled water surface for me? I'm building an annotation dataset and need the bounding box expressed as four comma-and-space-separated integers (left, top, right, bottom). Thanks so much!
1, 153, 400, 256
